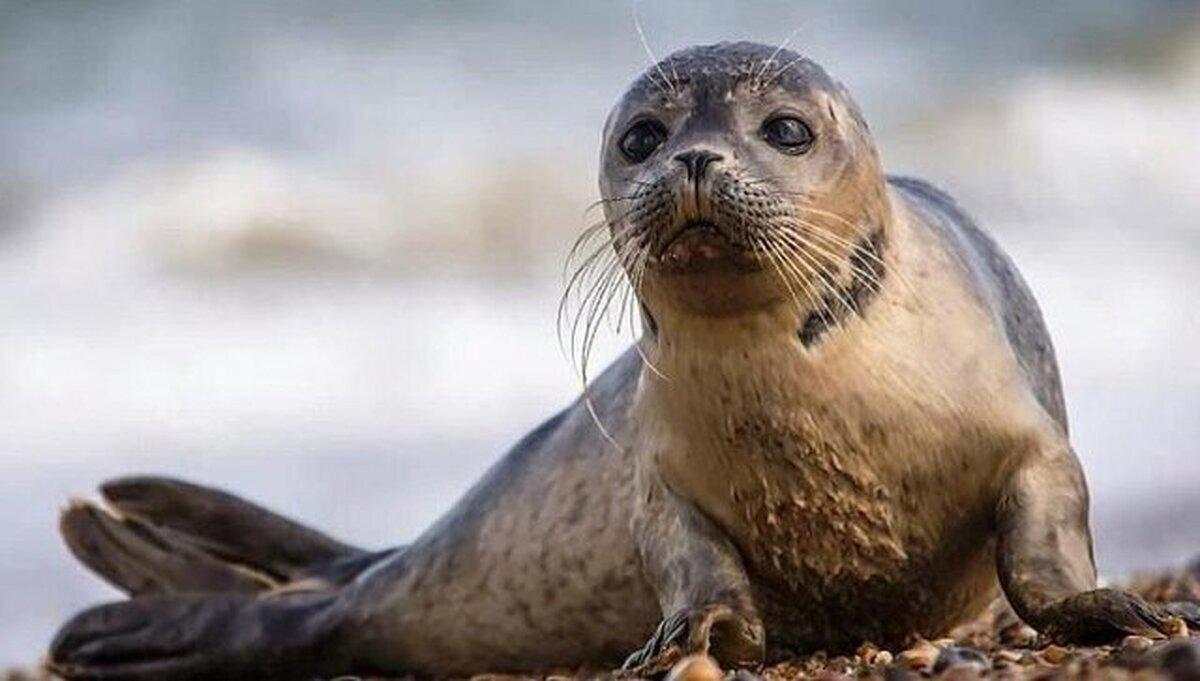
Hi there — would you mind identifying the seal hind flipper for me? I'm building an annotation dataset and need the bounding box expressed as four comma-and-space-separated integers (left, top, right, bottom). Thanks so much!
60, 501, 274, 596
49, 591, 351, 681
100, 476, 364, 580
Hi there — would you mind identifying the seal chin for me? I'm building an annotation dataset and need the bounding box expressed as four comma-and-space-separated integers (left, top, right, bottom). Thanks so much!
654, 221, 759, 275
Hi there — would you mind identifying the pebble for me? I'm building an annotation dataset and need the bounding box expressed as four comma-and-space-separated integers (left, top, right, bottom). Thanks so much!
993, 649, 1023, 664
1164, 616, 1190, 640
1039, 644, 1070, 665
932, 646, 990, 674
665, 654, 723, 681
1121, 635, 1155, 654
896, 639, 939, 672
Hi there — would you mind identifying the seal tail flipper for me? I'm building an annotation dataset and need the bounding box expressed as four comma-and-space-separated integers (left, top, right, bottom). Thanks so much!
60, 501, 275, 596
49, 591, 353, 681
99, 475, 365, 581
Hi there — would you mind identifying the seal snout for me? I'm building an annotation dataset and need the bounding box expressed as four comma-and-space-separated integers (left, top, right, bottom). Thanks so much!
674, 149, 724, 183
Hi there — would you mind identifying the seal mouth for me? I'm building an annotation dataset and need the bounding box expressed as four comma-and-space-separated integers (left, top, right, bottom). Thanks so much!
655, 221, 758, 274
658, 221, 726, 259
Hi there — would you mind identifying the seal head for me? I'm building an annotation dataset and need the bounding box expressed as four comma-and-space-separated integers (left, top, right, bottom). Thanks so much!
599, 42, 890, 321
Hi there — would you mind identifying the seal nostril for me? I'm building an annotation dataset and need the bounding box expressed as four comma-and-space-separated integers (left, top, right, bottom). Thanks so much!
674, 150, 724, 181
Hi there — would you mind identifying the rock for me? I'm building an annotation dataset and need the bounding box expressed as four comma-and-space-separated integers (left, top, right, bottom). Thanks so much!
665, 654, 723, 681
932, 646, 990, 674
874, 650, 894, 666
993, 649, 1023, 664
1121, 635, 1155, 653
1164, 616, 1190, 640
1039, 644, 1070, 665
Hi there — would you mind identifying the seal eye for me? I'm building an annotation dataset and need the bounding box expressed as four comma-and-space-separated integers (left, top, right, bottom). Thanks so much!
761, 116, 814, 154
619, 120, 668, 163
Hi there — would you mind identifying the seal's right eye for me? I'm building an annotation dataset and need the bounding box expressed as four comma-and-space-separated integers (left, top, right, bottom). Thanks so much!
619, 120, 668, 163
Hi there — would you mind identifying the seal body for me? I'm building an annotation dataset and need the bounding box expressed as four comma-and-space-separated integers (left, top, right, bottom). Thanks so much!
48, 42, 1194, 680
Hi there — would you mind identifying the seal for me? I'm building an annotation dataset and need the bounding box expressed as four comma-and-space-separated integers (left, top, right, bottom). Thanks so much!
48, 42, 1200, 680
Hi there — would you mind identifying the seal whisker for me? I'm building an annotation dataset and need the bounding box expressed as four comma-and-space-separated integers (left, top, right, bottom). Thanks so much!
761, 54, 809, 91
632, 0, 679, 96
752, 25, 805, 91
781, 213, 920, 304
754, 234, 829, 330
772, 232, 866, 335
776, 222, 885, 294
559, 238, 624, 362
770, 234, 856, 340
760, 230, 847, 334
572, 232, 648, 373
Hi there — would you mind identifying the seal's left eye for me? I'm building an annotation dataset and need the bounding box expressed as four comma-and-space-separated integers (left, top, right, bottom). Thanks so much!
619, 120, 667, 163
761, 116, 814, 154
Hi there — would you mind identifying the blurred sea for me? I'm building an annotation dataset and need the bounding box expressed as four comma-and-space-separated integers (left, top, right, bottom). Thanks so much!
1, 0, 1198, 666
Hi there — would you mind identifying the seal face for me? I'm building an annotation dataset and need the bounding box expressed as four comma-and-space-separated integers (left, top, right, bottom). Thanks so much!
599, 42, 888, 323
46, 41, 1200, 681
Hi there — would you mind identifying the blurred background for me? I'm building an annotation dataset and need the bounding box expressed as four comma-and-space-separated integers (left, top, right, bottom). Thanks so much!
1, 0, 1198, 667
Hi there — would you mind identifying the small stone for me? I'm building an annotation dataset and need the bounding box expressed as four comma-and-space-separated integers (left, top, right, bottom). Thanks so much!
1121, 635, 1155, 653
874, 650, 894, 666
896, 639, 939, 672
932, 646, 990, 674
993, 649, 1023, 664
1038, 644, 1070, 665
1164, 616, 1190, 640
665, 654, 723, 681
831, 656, 855, 673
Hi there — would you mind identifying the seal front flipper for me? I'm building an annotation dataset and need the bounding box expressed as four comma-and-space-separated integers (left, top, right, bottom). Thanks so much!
48, 591, 353, 680
623, 484, 764, 672
995, 439, 1198, 643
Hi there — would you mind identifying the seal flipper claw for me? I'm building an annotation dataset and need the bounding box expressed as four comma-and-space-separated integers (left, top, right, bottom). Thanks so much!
623, 605, 761, 673
622, 609, 690, 671
1035, 588, 1168, 644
